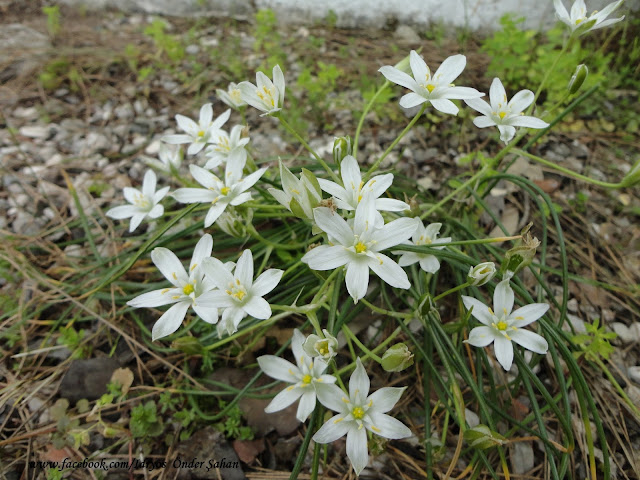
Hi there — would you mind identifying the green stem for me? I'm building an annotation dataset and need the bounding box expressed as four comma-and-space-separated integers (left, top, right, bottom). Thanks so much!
365, 104, 427, 181
432, 282, 471, 303
342, 325, 383, 363
531, 38, 571, 112
203, 311, 293, 351
290, 406, 321, 480
513, 149, 624, 189
277, 114, 341, 183
246, 223, 315, 250
354, 80, 390, 159
360, 297, 412, 319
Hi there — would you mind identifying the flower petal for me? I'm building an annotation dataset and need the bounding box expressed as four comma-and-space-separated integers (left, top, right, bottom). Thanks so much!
375, 198, 410, 212
106, 205, 137, 220
251, 269, 284, 297
127, 288, 179, 308
367, 386, 405, 414
152, 301, 190, 341
497, 124, 516, 143
371, 217, 419, 251
201, 257, 234, 290
296, 390, 316, 422
509, 329, 548, 354
345, 259, 370, 302
172, 188, 216, 204
436, 54, 466, 85
378, 65, 418, 91
507, 89, 534, 113
258, 355, 299, 383
399, 92, 427, 109
340, 155, 362, 195
418, 255, 440, 274
507, 115, 549, 129
243, 296, 271, 319
493, 279, 514, 316
462, 296, 493, 326
346, 427, 369, 476
152, 247, 188, 286
430, 99, 459, 115
204, 203, 227, 227
265, 386, 302, 414
510, 303, 549, 327
442, 86, 484, 100
312, 414, 351, 443
368, 253, 410, 289
192, 303, 218, 324
409, 50, 429, 83
302, 245, 351, 270
313, 207, 354, 246
466, 326, 496, 347
473, 116, 497, 128
489, 78, 507, 111
316, 383, 349, 413
235, 250, 254, 287
367, 412, 412, 439
493, 335, 514, 371
190, 234, 213, 272
350, 358, 370, 401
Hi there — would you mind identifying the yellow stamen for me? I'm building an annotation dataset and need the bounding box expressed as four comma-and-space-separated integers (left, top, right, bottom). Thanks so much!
183, 284, 194, 295
426, 84, 435, 93
355, 242, 367, 254
221, 186, 230, 195
499, 111, 507, 119
496, 321, 508, 331
197, 130, 205, 137
302, 374, 312, 385
371, 425, 381, 433
352, 407, 365, 419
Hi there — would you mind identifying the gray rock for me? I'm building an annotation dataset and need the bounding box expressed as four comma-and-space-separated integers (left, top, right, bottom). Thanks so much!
58, 357, 120, 403
394, 25, 421, 45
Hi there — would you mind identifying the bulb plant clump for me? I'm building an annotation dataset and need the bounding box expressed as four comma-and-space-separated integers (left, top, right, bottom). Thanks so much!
106, 4, 636, 477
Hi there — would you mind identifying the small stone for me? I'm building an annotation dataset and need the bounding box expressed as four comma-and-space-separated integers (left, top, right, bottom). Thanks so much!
19, 125, 50, 139
628, 366, 640, 385
394, 25, 421, 45
511, 441, 534, 475
58, 357, 120, 403
611, 322, 640, 344
114, 103, 134, 120
185, 44, 200, 55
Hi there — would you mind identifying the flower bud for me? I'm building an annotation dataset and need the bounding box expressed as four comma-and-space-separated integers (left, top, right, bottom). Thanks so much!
171, 336, 204, 355
303, 329, 338, 360
217, 209, 252, 238
463, 425, 507, 450
333, 136, 352, 168
620, 158, 640, 188
381, 343, 414, 372
467, 262, 496, 286
568, 64, 588, 95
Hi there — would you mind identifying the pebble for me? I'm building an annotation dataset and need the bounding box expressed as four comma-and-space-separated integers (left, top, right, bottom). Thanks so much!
628, 366, 640, 385
611, 322, 640, 343
19, 125, 51, 139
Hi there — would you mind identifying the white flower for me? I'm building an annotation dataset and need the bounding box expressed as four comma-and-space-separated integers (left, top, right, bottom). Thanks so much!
203, 125, 250, 170
142, 143, 182, 174
127, 234, 220, 341
467, 262, 497, 286
201, 249, 283, 337
317, 155, 409, 217
163, 104, 230, 155
303, 329, 339, 361
462, 278, 549, 371
106, 170, 169, 232
217, 82, 247, 110
302, 198, 418, 303
379, 50, 484, 115
314, 358, 412, 476
395, 222, 451, 273
238, 65, 285, 116
268, 160, 322, 221
554, 0, 624, 35
258, 330, 337, 422
465, 78, 550, 144
172, 154, 266, 228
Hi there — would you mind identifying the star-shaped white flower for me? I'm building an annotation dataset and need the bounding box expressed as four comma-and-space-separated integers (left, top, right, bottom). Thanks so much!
238, 65, 285, 116
379, 50, 484, 115
127, 234, 220, 340
317, 155, 409, 216
554, 0, 624, 35
201, 249, 283, 337
302, 198, 418, 303
314, 358, 412, 476
163, 104, 230, 155
303, 329, 339, 361
106, 169, 169, 232
217, 82, 247, 110
203, 125, 250, 170
464, 78, 549, 144
143, 143, 182, 174
258, 330, 337, 422
172, 154, 266, 228
395, 222, 451, 273
462, 278, 549, 371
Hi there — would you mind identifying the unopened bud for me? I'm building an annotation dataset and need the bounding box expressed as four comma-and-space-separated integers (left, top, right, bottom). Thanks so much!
467, 262, 496, 286
463, 425, 507, 450
381, 343, 414, 372
217, 209, 251, 238
620, 158, 640, 188
171, 336, 204, 355
333, 136, 352, 168
568, 64, 588, 94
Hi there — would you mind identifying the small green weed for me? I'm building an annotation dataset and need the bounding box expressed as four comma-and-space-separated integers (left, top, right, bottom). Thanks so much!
42, 5, 61, 40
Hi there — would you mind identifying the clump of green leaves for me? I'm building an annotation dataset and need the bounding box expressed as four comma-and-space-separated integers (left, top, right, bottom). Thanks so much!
42, 5, 61, 40
572, 318, 616, 361
50, 399, 90, 449
144, 19, 185, 64
215, 402, 254, 440
57, 325, 91, 358
297, 61, 343, 125
130, 400, 164, 439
